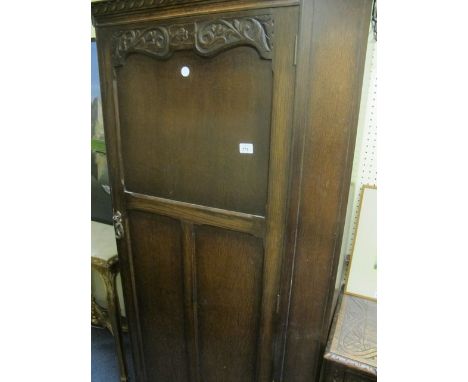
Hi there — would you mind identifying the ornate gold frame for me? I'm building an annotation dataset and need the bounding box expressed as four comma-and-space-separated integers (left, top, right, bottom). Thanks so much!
91, 255, 129, 381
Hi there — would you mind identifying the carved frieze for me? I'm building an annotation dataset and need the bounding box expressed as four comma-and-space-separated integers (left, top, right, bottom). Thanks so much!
92, 0, 206, 16
195, 16, 273, 57
112, 15, 273, 66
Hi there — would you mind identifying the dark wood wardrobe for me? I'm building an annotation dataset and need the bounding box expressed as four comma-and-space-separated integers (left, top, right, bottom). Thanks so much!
92, 1, 372, 381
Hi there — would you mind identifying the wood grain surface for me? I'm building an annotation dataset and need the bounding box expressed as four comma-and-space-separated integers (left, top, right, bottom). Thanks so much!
92, 1, 372, 381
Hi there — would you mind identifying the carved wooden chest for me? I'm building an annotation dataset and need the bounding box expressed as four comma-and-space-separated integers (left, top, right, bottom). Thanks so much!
321, 294, 377, 382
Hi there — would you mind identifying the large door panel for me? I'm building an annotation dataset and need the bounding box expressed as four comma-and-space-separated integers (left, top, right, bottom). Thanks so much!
196, 225, 264, 382
129, 211, 189, 381
118, 47, 272, 215
96, 6, 299, 382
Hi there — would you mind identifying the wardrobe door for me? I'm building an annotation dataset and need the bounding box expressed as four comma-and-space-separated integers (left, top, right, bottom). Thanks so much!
96, 6, 298, 382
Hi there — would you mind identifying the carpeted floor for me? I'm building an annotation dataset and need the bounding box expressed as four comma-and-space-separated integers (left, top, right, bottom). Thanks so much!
91, 327, 135, 381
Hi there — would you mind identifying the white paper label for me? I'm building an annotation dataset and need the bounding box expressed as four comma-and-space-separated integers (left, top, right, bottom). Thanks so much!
239, 143, 254, 154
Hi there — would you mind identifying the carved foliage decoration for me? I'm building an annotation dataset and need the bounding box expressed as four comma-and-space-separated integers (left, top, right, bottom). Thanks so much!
112, 24, 194, 65
195, 16, 273, 57
112, 15, 273, 66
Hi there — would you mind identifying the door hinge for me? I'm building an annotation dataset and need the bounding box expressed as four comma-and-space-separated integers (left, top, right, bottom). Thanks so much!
276, 293, 281, 314
113, 211, 124, 240
293, 34, 298, 66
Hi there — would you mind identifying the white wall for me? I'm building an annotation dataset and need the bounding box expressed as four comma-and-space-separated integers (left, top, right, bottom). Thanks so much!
336, 24, 377, 290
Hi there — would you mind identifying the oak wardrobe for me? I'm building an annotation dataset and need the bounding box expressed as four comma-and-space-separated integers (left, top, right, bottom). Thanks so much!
92, 0, 372, 381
